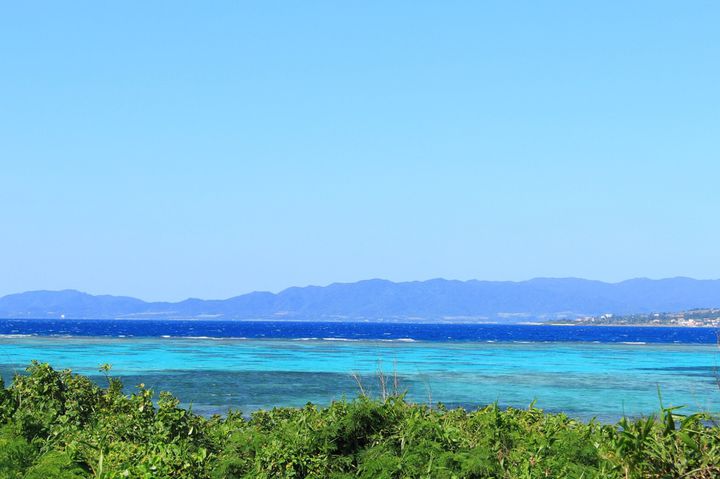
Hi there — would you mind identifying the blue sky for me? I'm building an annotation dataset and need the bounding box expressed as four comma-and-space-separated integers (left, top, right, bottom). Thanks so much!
1, 1, 718, 301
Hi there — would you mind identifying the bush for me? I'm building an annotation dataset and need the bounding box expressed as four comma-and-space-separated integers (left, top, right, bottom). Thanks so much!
0, 362, 718, 478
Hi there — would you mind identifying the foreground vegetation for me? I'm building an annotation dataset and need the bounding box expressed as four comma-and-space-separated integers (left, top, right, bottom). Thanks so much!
1, 363, 719, 478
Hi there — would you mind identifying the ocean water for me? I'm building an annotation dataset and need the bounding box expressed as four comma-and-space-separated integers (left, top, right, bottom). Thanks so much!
0, 320, 718, 422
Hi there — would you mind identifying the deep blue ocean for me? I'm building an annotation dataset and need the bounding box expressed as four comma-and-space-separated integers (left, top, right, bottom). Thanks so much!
0, 319, 717, 343
1, 320, 718, 421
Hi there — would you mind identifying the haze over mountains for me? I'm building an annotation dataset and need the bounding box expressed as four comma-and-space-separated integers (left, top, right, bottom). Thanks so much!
1, 278, 720, 322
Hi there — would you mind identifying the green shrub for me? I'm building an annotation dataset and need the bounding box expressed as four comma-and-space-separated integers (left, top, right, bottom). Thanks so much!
0, 362, 718, 478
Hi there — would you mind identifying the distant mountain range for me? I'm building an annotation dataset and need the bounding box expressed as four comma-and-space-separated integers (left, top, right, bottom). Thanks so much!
1, 277, 720, 322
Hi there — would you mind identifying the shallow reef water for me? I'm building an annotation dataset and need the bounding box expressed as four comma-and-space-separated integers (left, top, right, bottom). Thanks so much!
1, 321, 718, 421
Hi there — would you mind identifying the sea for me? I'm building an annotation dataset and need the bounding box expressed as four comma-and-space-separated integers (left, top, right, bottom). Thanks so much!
1, 319, 718, 422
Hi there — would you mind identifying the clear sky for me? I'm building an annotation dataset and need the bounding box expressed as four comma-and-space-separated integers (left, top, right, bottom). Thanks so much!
1, 1, 718, 301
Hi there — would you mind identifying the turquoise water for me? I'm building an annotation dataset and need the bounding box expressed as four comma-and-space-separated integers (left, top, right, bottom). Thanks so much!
1, 336, 718, 422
